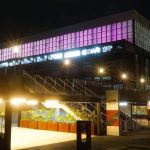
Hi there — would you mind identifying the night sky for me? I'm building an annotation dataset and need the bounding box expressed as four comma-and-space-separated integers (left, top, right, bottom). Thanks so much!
0, 0, 149, 43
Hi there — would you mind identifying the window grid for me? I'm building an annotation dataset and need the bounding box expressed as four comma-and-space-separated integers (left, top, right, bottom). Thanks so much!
135, 20, 150, 52
0, 20, 133, 61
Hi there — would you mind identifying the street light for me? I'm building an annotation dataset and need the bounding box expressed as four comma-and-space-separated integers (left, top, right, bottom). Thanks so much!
121, 73, 128, 80
12, 45, 20, 74
98, 67, 105, 88
64, 59, 70, 66
98, 67, 105, 75
12, 46, 19, 53
140, 78, 145, 83
64, 59, 70, 80
121, 73, 128, 89
140, 77, 145, 90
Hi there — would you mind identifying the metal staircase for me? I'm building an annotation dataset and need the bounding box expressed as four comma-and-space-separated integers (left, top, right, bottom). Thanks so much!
22, 70, 106, 124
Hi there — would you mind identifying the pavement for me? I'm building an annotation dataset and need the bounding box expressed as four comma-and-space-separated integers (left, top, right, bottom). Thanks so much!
11, 127, 150, 150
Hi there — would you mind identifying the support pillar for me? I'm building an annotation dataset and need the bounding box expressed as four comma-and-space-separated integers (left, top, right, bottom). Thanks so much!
147, 101, 150, 127
18, 109, 21, 127
96, 102, 101, 135
106, 90, 120, 136
4, 101, 12, 150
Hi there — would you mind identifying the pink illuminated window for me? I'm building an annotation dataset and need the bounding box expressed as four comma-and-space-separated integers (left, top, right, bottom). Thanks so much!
0, 19, 133, 62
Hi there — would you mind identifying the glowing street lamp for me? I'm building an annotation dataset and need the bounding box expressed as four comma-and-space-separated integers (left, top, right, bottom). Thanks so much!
121, 73, 128, 90
121, 73, 128, 80
64, 59, 70, 66
98, 67, 105, 88
64, 60, 70, 80
12, 45, 19, 53
98, 67, 105, 75
140, 78, 145, 83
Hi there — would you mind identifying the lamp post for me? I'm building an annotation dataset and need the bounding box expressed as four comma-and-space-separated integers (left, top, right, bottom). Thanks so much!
98, 67, 105, 88
121, 73, 128, 90
64, 59, 70, 80
140, 77, 145, 90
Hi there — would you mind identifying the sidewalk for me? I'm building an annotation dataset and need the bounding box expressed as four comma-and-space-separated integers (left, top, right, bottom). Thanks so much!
20, 128, 150, 150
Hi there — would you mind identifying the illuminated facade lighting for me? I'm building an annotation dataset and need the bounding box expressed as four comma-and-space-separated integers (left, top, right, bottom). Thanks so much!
0, 98, 3, 104
64, 50, 80, 58
11, 98, 26, 106
12, 45, 20, 53
26, 100, 38, 106
0, 19, 133, 63
50, 53, 63, 60
119, 102, 128, 106
0, 45, 113, 68
42, 100, 59, 108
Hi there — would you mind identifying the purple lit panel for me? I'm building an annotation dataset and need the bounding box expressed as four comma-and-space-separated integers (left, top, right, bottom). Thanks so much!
102, 26, 106, 31
97, 38, 102, 44
93, 39, 97, 44
93, 28, 96, 33
107, 37, 111, 42
122, 21, 127, 27
122, 33, 127, 40
80, 36, 84, 42
102, 37, 106, 43
117, 34, 121, 40
97, 27, 101, 32
102, 31, 106, 37
83, 41, 87, 46
87, 40, 92, 45
0, 20, 133, 62
117, 28, 121, 35
117, 22, 121, 28
97, 32, 101, 39
112, 23, 116, 29
112, 35, 117, 41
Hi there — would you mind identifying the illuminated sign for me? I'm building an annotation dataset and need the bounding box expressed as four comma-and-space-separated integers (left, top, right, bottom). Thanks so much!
0, 45, 113, 68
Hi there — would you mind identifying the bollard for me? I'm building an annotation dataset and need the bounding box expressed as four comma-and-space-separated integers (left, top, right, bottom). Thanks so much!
0, 135, 4, 150
77, 121, 91, 150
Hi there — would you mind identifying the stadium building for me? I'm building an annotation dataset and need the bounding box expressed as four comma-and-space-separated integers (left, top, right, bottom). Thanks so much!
0, 10, 150, 150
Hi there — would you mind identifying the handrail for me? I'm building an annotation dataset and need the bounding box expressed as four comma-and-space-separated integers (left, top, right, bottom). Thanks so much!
35, 75, 60, 93
74, 79, 100, 98
23, 70, 51, 94
45, 76, 71, 94
56, 78, 82, 95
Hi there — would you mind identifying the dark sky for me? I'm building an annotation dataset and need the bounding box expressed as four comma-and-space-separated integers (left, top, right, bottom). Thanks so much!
0, 0, 149, 43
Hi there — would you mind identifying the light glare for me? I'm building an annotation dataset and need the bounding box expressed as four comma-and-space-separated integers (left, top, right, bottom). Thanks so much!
119, 102, 128, 106
11, 98, 26, 106
42, 100, 59, 108
0, 98, 3, 104
64, 50, 80, 58
64, 59, 70, 66
26, 100, 38, 106
121, 73, 127, 80
12, 46, 19, 53
140, 78, 145, 83
99, 68, 104, 74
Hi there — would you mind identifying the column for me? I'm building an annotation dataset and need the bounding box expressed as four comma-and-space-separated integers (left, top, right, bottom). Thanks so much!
4, 101, 12, 150
106, 90, 120, 136
147, 101, 150, 127
96, 102, 101, 135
